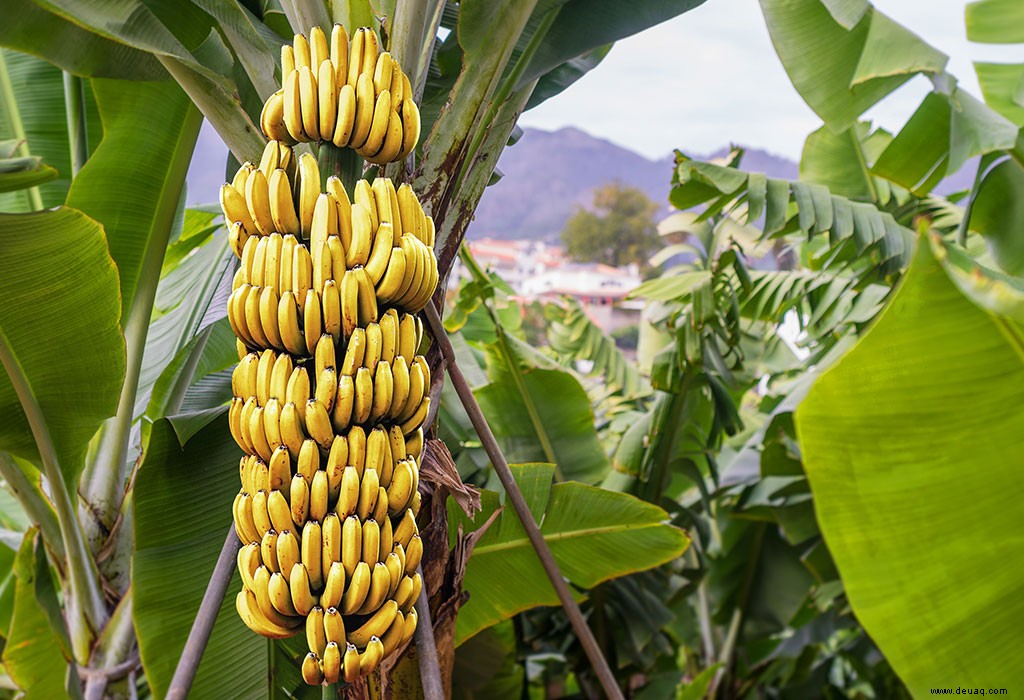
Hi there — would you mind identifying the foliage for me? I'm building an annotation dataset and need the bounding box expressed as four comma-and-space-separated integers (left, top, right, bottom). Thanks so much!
561, 182, 662, 268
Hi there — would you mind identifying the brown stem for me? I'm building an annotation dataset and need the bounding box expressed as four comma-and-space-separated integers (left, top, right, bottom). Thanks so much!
422, 303, 624, 700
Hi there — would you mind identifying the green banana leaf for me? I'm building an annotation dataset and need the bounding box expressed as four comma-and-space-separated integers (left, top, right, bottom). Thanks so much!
0, 155, 57, 194
449, 463, 690, 645
795, 236, 1024, 694
0, 207, 124, 478
758, 0, 946, 130
0, 50, 102, 211
799, 122, 895, 204
975, 62, 1024, 126
966, 0, 1024, 43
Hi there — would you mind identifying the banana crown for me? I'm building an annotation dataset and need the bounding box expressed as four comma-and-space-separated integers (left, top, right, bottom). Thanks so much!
260, 24, 421, 164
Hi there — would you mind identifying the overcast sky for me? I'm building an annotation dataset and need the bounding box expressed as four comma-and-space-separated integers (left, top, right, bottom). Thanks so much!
518, 0, 1022, 160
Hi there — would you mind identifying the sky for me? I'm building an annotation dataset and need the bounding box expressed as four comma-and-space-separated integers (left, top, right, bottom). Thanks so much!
518, 0, 1022, 160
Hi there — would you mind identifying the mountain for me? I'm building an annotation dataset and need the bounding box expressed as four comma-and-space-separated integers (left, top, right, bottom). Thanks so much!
469, 127, 799, 241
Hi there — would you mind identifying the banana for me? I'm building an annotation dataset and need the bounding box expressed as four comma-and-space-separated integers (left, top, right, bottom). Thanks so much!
305, 398, 335, 449
405, 534, 423, 576
303, 288, 323, 356
398, 97, 422, 160
386, 458, 415, 516
339, 270, 360, 340
330, 23, 348, 87
237, 541, 261, 590
316, 60, 338, 143
379, 310, 399, 365
283, 69, 305, 141
291, 473, 310, 529
340, 327, 366, 375
296, 438, 319, 483
238, 396, 258, 453
372, 51, 393, 95
400, 361, 425, 424
268, 489, 294, 534
301, 653, 323, 685
293, 32, 311, 70
337, 465, 360, 518
311, 241, 330, 294
324, 605, 346, 645
264, 234, 284, 290
400, 607, 418, 646
268, 446, 292, 489
269, 169, 300, 236
326, 436, 349, 500
270, 348, 293, 400
384, 553, 404, 597
260, 90, 291, 144
388, 424, 408, 463
369, 361, 393, 425
334, 86, 358, 147
379, 611, 406, 659
252, 490, 274, 539
410, 490, 422, 517
341, 560, 370, 614
363, 323, 382, 373
285, 367, 311, 413
255, 349, 274, 403
396, 184, 422, 238
232, 161, 255, 203
237, 338, 249, 362
306, 605, 327, 657
356, 467, 380, 521
402, 573, 422, 614
326, 176, 353, 240
352, 367, 373, 425
368, 108, 404, 164
322, 279, 343, 343
233, 492, 260, 543
310, 470, 329, 523
322, 642, 342, 684
398, 313, 419, 362
393, 508, 418, 550
359, 89, 391, 157
279, 401, 305, 458
237, 589, 301, 639
258, 140, 280, 178
302, 520, 324, 591
309, 25, 329, 71
356, 562, 392, 615
293, 244, 313, 302
264, 400, 284, 452
361, 27, 380, 75
259, 287, 283, 350
346, 25, 363, 88
400, 396, 430, 436
389, 356, 411, 421
298, 153, 320, 240
423, 215, 436, 247
290, 563, 318, 616
261, 530, 280, 572
365, 427, 387, 477
361, 518, 380, 567
374, 247, 406, 304
322, 562, 346, 612
347, 425, 367, 475
379, 431, 395, 487
364, 222, 394, 286
281, 44, 295, 76
245, 286, 271, 348
389, 63, 405, 105
276, 528, 301, 579
347, 202, 373, 268
372, 486, 389, 524
232, 352, 258, 399
354, 266, 379, 326
406, 427, 424, 461
354, 179, 378, 230
310, 192, 338, 259
349, 72, 375, 149
278, 291, 305, 356
228, 287, 252, 345
279, 234, 297, 292
249, 407, 273, 461
341, 515, 362, 577
246, 457, 269, 496
297, 65, 320, 142
322, 512, 341, 579
315, 368, 337, 412
348, 600, 398, 648
343, 643, 360, 683
229, 220, 249, 259
391, 573, 415, 612
332, 374, 355, 431
268, 571, 298, 616
221, 182, 257, 239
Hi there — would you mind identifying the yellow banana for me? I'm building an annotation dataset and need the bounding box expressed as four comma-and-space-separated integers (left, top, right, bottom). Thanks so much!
296, 438, 319, 483
364, 223, 394, 287
251, 489, 273, 538
400, 399, 430, 437
369, 360, 393, 425
322, 279, 343, 344
337, 465, 360, 519
228, 220, 249, 259
236, 589, 301, 639
384, 552, 404, 597
283, 69, 304, 141
221, 182, 256, 238
332, 373, 355, 431
364, 427, 387, 477
268, 489, 294, 535
361, 518, 380, 567
290, 563, 318, 616
380, 610, 406, 657
310, 469, 329, 523
378, 310, 399, 364
330, 23, 348, 88
290, 473, 310, 529
232, 352, 258, 399
343, 643, 360, 683
326, 436, 349, 501
339, 270, 360, 340
341, 560, 370, 614
279, 401, 305, 458
340, 327, 366, 375
391, 573, 415, 612
389, 64, 405, 105
388, 424, 408, 463
259, 287, 283, 351
387, 458, 415, 516
400, 360, 425, 424
367, 108, 403, 164
270, 347, 293, 400
372, 486, 389, 524
354, 179, 378, 230
303, 288, 323, 356
322, 642, 342, 684
309, 25, 329, 71
406, 427, 424, 461
276, 528, 301, 579
346, 25, 363, 87
347, 202, 373, 268
400, 607, 418, 646
260, 90, 292, 144
278, 291, 305, 356
347, 425, 366, 475
263, 399, 283, 451
359, 89, 391, 157
389, 356, 411, 421
267, 444, 290, 491
352, 366, 373, 425
285, 366, 311, 413
324, 605, 346, 645
322, 512, 341, 578
322, 562, 346, 612
354, 266, 379, 326
314, 333, 336, 376
359, 27, 379, 77
310, 192, 337, 259
363, 323, 382, 372
393, 508, 418, 550
315, 367, 337, 412
398, 97, 421, 160
279, 234, 297, 292
268, 571, 298, 616
255, 349, 274, 403
293, 243, 313, 302
302, 520, 324, 591
356, 562, 391, 615
298, 65, 320, 141
374, 246, 406, 304
269, 169, 300, 236
396, 184, 422, 238
372, 51, 393, 95
233, 492, 260, 543
401, 572, 422, 614
356, 467, 380, 522
405, 534, 423, 577
305, 398, 335, 449
348, 600, 398, 648
326, 176, 353, 242
281, 44, 295, 76
298, 153, 320, 240
261, 530, 280, 573
341, 515, 362, 577
237, 541, 261, 590
293, 32, 311, 70
349, 72, 375, 149
301, 652, 323, 685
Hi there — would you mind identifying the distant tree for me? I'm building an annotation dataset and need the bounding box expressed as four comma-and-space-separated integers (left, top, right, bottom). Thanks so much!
561, 182, 660, 268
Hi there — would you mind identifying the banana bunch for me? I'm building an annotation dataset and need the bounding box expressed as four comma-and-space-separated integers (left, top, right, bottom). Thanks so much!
260, 25, 420, 164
